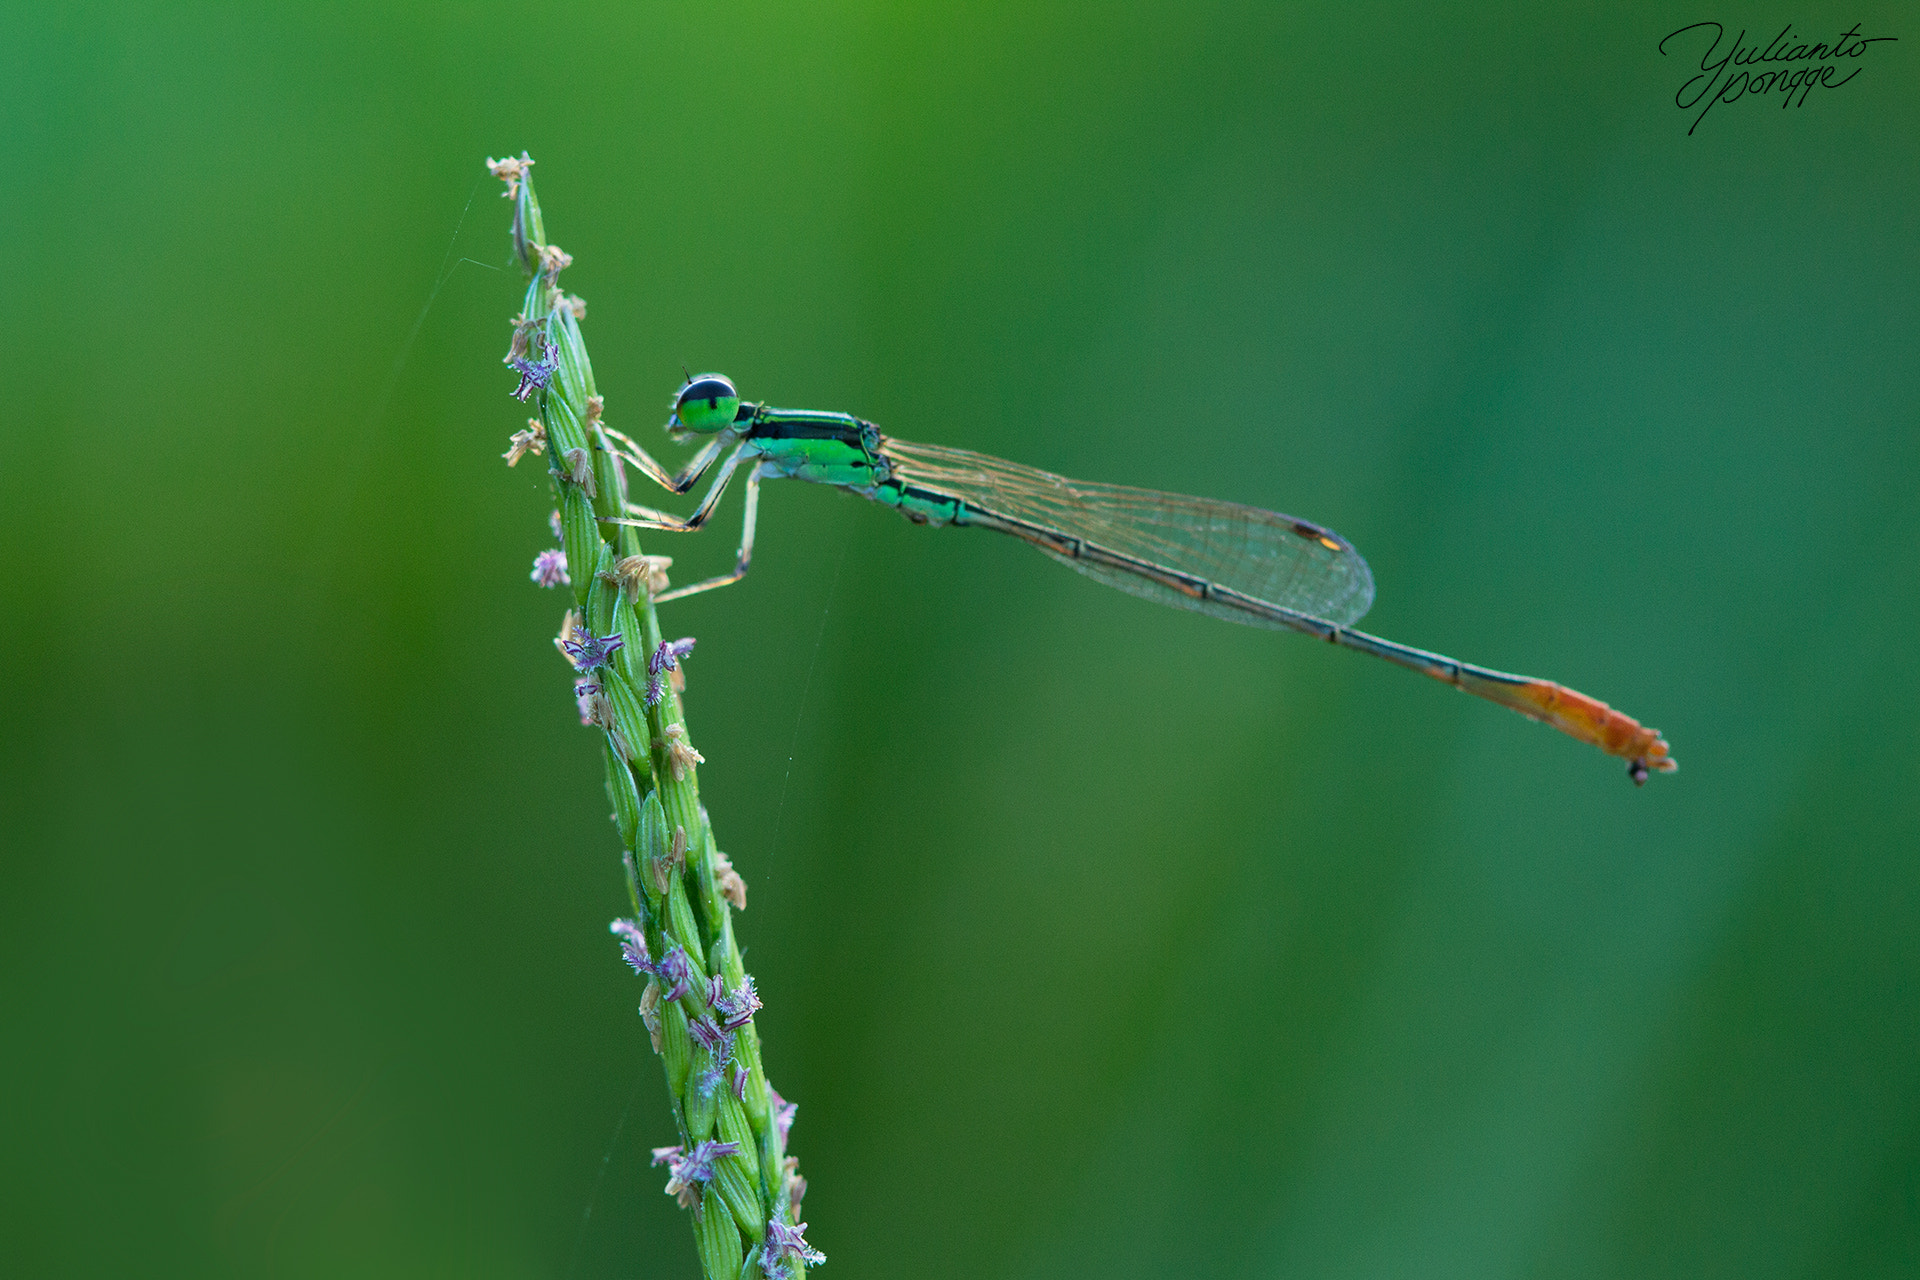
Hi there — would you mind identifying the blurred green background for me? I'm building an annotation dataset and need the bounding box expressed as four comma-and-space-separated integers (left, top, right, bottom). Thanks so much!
4, 2, 1916, 1276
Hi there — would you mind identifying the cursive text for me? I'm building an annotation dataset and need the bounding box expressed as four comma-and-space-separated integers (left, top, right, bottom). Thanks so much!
1659, 22, 1896, 134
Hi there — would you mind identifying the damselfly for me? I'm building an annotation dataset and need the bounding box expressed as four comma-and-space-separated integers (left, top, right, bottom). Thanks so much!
600, 375, 1676, 783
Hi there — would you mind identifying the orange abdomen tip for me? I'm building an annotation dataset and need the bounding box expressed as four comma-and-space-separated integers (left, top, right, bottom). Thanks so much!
1515, 680, 1677, 784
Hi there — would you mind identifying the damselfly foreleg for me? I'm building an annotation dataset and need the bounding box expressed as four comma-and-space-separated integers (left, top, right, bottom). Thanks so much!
601, 426, 731, 496
609, 442, 749, 534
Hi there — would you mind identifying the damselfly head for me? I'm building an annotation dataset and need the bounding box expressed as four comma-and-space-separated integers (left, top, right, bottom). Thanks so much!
670, 374, 740, 435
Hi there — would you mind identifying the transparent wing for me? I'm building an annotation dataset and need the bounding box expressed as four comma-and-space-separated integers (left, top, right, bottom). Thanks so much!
881, 437, 1375, 629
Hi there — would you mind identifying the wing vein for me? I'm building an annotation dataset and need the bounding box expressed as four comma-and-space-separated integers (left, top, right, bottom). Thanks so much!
881, 438, 1375, 629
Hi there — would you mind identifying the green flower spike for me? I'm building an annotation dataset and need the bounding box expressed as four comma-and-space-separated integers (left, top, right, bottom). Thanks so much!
488, 154, 816, 1277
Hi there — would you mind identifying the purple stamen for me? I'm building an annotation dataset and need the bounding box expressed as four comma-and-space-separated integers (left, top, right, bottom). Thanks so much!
649, 637, 697, 676
510, 351, 559, 401
762, 1218, 826, 1276
653, 945, 692, 1002
572, 679, 600, 726
530, 549, 569, 588
687, 1012, 735, 1094
668, 1139, 740, 1188
560, 627, 624, 672
652, 1139, 741, 1208
712, 974, 762, 1032
687, 1013, 731, 1059
609, 918, 650, 975
644, 637, 696, 708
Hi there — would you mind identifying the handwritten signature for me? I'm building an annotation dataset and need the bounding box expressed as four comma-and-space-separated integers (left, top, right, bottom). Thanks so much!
1659, 22, 1896, 134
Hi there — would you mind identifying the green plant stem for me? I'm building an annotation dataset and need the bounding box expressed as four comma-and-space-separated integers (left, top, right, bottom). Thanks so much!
489, 154, 809, 1280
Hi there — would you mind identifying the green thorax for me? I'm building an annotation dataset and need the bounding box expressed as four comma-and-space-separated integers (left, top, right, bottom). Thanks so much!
741, 406, 890, 490
739, 404, 965, 526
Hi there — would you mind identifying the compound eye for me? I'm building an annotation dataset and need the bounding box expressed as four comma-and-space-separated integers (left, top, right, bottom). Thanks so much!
672, 374, 740, 433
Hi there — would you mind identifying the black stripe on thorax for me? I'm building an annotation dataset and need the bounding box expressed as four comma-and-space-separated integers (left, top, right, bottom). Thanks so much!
747, 411, 871, 443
